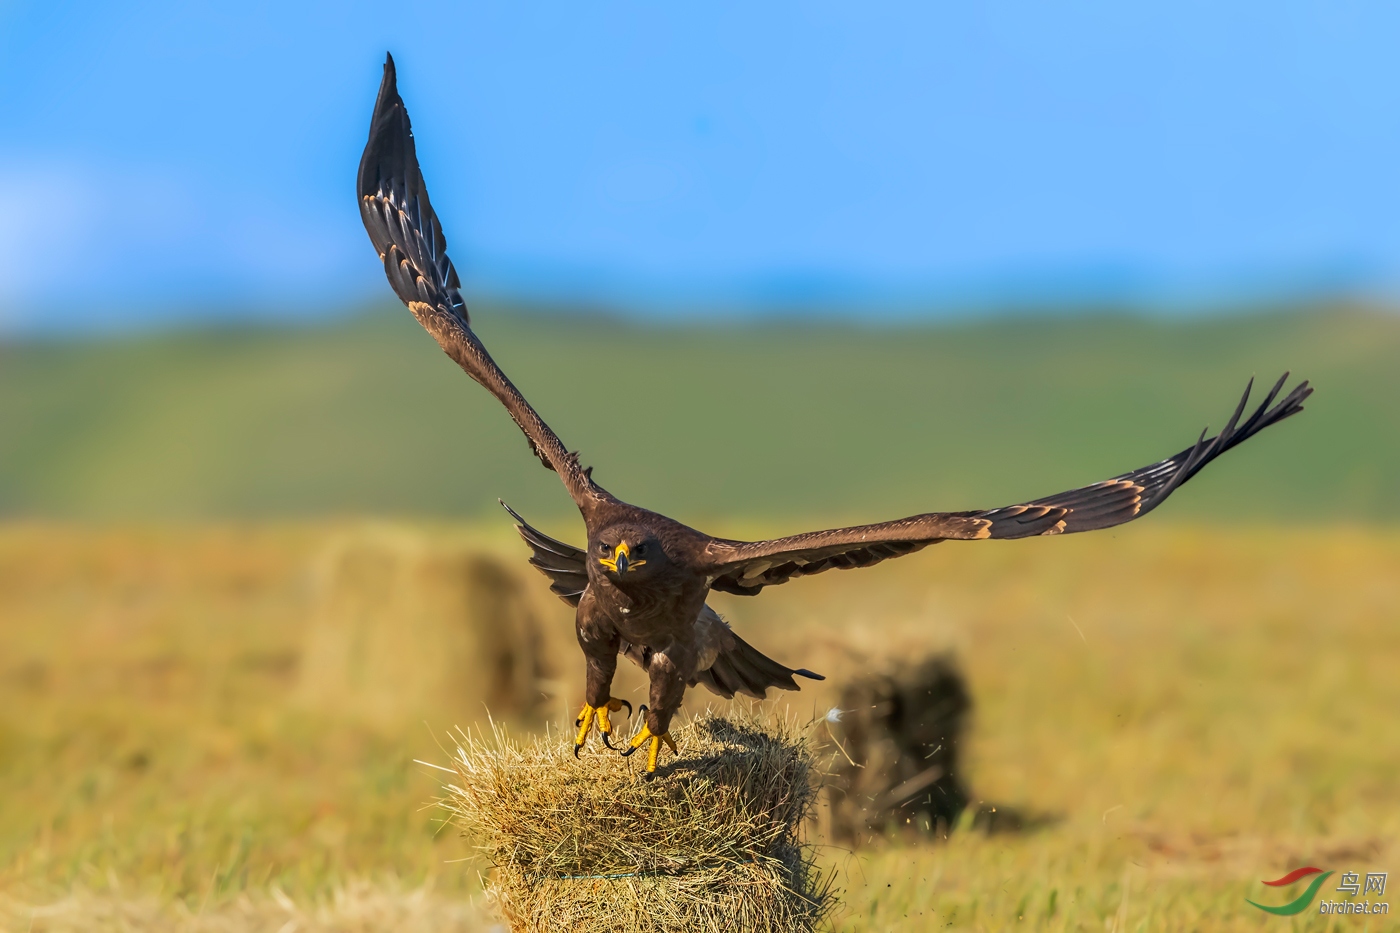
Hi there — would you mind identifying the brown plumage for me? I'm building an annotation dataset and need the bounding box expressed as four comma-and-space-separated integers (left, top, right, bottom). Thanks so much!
357, 54, 1312, 774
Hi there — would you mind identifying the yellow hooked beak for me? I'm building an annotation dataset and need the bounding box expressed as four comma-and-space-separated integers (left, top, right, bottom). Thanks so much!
599, 541, 646, 574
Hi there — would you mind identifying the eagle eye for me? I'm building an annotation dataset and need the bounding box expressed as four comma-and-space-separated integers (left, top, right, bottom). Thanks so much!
633, 543, 647, 556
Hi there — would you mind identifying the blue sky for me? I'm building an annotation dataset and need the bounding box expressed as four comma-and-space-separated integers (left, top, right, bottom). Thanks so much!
1, 1, 1398, 330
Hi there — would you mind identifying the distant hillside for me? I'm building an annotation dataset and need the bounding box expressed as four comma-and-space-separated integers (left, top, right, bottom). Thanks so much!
1, 306, 1395, 528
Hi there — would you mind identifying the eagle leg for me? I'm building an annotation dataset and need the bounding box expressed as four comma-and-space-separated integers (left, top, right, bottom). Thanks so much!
619, 705, 679, 780
573, 697, 632, 757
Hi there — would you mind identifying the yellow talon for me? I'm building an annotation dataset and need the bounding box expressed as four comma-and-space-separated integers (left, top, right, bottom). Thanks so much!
573, 698, 632, 756
596, 697, 625, 735
626, 722, 653, 750
573, 705, 596, 752
623, 722, 677, 775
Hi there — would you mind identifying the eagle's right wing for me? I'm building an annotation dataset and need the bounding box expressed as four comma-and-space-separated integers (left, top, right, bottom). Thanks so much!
700, 374, 1312, 596
358, 54, 605, 510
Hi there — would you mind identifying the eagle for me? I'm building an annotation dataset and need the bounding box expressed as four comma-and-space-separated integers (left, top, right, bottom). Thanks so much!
357, 55, 1312, 777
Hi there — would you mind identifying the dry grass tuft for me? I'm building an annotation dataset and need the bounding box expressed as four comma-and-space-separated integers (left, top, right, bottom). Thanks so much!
438, 706, 834, 933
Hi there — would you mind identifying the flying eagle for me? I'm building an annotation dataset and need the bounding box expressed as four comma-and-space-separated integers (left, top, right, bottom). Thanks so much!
357, 55, 1312, 777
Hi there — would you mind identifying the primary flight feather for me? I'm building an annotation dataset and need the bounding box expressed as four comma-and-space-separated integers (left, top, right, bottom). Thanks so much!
357, 54, 1312, 777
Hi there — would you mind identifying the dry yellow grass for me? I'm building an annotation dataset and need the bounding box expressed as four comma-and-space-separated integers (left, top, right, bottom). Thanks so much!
0, 880, 487, 933
1, 521, 1397, 931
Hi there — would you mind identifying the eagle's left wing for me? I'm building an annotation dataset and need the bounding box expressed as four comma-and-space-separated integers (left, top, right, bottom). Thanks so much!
701, 374, 1311, 596
358, 54, 606, 510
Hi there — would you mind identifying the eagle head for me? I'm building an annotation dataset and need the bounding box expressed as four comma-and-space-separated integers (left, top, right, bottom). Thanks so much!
595, 527, 663, 578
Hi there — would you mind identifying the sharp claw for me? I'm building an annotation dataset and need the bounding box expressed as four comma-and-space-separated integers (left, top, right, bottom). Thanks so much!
640, 771, 655, 782
620, 705, 651, 757
574, 700, 635, 757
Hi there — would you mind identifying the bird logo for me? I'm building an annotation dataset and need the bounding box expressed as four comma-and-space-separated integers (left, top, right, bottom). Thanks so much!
1246, 867, 1332, 916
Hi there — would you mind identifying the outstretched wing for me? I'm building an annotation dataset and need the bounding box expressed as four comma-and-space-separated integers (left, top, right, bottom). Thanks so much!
501, 501, 591, 606
358, 54, 603, 508
702, 374, 1312, 596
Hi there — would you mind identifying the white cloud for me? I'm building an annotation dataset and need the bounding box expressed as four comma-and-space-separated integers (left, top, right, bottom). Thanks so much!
0, 158, 101, 310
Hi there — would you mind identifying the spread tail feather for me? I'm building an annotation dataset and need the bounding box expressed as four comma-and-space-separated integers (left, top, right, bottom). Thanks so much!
691, 632, 823, 700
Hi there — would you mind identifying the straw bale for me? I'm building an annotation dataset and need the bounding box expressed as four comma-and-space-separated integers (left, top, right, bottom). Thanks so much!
823, 654, 971, 841
299, 528, 557, 728
439, 708, 834, 933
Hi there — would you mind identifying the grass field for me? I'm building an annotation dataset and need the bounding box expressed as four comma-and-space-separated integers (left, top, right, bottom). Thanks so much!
2, 520, 1396, 931
2, 306, 1398, 523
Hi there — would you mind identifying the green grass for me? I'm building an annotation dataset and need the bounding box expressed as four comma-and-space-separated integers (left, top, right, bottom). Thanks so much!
2, 305, 1397, 525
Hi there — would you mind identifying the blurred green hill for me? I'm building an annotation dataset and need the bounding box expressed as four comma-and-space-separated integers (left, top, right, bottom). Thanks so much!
1, 306, 1395, 529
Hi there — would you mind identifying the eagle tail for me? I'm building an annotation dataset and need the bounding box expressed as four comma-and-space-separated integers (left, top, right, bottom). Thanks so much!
692, 633, 824, 700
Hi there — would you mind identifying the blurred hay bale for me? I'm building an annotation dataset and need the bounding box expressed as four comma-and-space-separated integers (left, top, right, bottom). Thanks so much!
299, 528, 557, 728
822, 654, 977, 841
440, 708, 833, 933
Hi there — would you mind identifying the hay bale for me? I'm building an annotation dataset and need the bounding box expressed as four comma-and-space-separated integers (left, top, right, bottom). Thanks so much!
440, 709, 834, 933
823, 654, 972, 841
299, 528, 557, 728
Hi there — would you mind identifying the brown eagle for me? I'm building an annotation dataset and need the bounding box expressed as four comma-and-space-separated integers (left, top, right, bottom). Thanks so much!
357, 55, 1311, 777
